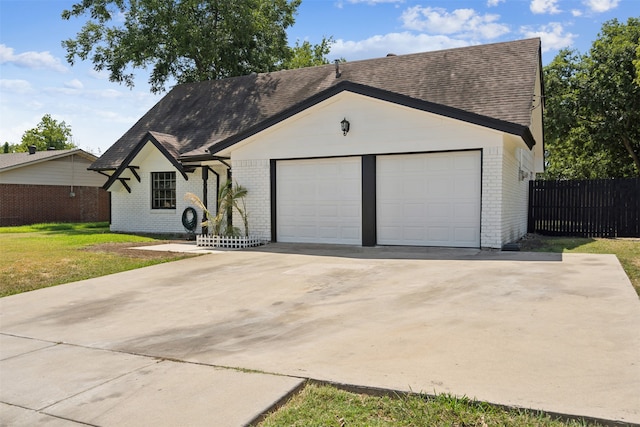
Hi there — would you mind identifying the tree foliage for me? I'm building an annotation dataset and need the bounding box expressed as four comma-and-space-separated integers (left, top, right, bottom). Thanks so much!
62, 0, 302, 93
283, 37, 335, 69
11, 114, 75, 153
543, 18, 640, 178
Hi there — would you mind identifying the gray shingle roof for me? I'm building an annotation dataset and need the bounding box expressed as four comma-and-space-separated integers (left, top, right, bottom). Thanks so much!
91, 38, 541, 170
0, 149, 96, 172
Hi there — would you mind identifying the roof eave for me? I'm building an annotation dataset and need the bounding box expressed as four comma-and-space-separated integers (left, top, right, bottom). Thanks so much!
1, 149, 97, 173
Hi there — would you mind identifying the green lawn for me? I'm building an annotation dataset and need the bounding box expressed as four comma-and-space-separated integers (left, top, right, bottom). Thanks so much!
259, 383, 602, 427
0, 222, 194, 297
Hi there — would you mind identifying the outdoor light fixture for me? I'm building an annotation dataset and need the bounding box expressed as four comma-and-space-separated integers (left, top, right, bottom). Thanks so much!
341, 118, 350, 136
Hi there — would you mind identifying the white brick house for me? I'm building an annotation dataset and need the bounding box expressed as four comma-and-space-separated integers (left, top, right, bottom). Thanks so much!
91, 39, 544, 248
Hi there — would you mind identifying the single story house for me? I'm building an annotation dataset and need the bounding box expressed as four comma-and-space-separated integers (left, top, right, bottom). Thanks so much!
0, 148, 110, 226
90, 38, 544, 248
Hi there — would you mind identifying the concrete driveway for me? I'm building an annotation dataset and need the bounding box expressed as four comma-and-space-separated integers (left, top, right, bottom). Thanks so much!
1, 244, 639, 426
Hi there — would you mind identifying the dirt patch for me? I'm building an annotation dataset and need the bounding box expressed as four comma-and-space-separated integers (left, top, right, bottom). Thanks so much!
84, 241, 198, 260
517, 234, 549, 251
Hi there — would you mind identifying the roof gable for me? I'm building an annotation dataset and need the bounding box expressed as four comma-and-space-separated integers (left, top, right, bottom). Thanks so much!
103, 131, 188, 190
92, 38, 542, 170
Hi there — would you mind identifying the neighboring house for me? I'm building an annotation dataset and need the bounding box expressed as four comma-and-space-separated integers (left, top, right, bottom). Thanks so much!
90, 38, 544, 248
0, 148, 110, 226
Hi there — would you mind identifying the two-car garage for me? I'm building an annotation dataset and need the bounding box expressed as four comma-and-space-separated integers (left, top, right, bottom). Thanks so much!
274, 150, 481, 248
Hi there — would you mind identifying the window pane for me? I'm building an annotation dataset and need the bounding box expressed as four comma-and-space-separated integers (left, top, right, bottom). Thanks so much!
151, 172, 176, 209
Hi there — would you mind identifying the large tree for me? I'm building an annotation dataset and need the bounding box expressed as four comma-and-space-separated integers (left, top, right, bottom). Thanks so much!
283, 36, 335, 69
15, 114, 75, 152
62, 0, 302, 93
543, 18, 640, 178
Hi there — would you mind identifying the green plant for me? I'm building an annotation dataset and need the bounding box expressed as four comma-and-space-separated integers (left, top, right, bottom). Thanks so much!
184, 180, 249, 237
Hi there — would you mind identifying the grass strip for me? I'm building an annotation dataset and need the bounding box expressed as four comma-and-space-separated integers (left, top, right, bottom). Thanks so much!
260, 383, 602, 427
0, 222, 194, 297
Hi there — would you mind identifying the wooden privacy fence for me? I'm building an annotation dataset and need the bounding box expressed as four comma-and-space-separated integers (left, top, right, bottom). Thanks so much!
528, 178, 640, 237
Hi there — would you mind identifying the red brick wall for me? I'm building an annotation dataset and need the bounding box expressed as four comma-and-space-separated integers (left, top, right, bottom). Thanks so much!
0, 184, 110, 226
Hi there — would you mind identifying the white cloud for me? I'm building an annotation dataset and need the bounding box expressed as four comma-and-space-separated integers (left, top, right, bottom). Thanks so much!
487, 0, 505, 6
96, 89, 123, 99
330, 32, 471, 60
45, 86, 124, 100
530, 0, 561, 14
583, 0, 619, 12
571, 9, 583, 16
521, 22, 577, 52
64, 79, 84, 90
0, 44, 67, 72
400, 6, 509, 40
0, 79, 35, 94
88, 68, 109, 80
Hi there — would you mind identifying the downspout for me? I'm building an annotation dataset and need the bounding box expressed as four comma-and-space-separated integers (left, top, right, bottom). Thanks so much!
211, 167, 220, 212
70, 154, 76, 197
226, 168, 232, 227
201, 166, 221, 234
201, 166, 209, 235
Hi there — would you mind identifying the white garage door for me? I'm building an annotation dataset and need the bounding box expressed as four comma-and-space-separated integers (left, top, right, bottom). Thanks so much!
276, 157, 361, 244
377, 151, 481, 247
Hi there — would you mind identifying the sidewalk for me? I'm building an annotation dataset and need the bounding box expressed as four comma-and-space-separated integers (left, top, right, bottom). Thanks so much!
1, 335, 303, 426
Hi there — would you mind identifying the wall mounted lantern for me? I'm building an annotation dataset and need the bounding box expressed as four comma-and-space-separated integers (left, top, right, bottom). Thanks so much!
341, 118, 350, 136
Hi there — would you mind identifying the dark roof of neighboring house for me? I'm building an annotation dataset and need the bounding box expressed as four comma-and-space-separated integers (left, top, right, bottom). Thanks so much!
91, 38, 542, 170
0, 149, 97, 173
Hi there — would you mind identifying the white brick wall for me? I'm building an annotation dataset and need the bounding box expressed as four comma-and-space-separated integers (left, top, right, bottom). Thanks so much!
480, 144, 533, 249
481, 146, 503, 248
110, 144, 218, 234
231, 159, 271, 240
500, 144, 533, 245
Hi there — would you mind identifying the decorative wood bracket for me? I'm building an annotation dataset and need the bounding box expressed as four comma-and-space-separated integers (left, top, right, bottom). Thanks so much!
118, 177, 131, 193
128, 166, 141, 182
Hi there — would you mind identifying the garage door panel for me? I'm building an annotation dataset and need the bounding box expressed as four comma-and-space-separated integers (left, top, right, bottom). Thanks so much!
454, 154, 478, 170
427, 227, 450, 241
454, 203, 479, 220
277, 158, 362, 245
341, 203, 361, 218
454, 227, 477, 243
317, 205, 338, 217
340, 226, 361, 239
403, 226, 426, 239
377, 151, 480, 248
426, 203, 450, 218
404, 203, 426, 218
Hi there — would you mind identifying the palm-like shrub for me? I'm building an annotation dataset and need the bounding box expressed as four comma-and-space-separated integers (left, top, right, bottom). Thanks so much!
184, 180, 249, 237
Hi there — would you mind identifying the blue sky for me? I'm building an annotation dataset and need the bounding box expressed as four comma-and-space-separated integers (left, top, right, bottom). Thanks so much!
0, 0, 636, 154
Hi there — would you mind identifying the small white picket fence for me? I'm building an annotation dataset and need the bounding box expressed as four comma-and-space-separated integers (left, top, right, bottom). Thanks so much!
196, 234, 264, 249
